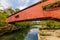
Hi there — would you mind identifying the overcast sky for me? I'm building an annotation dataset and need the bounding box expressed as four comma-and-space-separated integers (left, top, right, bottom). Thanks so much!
0, 0, 41, 10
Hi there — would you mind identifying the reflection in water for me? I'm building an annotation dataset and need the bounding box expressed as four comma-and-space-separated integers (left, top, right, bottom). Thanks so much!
24, 28, 39, 40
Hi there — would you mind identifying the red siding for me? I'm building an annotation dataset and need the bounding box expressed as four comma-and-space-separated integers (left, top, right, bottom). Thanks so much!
7, 0, 60, 23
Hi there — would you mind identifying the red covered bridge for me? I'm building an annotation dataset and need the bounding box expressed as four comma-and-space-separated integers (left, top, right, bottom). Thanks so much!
7, 0, 60, 23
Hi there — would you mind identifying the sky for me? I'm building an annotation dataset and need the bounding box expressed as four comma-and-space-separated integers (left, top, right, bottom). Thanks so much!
0, 0, 41, 10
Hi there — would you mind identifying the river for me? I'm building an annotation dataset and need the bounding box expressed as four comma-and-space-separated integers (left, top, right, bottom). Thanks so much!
24, 28, 39, 40
0, 28, 39, 40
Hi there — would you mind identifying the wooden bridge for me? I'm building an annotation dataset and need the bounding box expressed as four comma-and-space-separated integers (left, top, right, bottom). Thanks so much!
6, 0, 60, 23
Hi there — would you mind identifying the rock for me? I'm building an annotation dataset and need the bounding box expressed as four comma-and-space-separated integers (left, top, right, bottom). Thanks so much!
0, 24, 18, 35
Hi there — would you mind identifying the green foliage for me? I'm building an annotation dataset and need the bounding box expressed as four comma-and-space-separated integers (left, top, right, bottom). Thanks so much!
15, 22, 31, 28
40, 20, 60, 28
0, 11, 9, 27
0, 8, 20, 27
15, 8, 20, 12
0, 28, 30, 40
5, 7, 15, 15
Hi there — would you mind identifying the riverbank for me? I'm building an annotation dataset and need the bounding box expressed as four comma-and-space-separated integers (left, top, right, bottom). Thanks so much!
38, 29, 60, 40
0, 28, 39, 40
0, 28, 30, 40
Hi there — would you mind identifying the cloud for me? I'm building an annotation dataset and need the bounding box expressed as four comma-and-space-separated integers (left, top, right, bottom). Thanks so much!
0, 0, 11, 9
6, 0, 20, 9
17, 0, 41, 10
0, 0, 42, 10
18, 6, 28, 10
0, 7, 4, 10
16, 0, 30, 10
17, 0, 30, 6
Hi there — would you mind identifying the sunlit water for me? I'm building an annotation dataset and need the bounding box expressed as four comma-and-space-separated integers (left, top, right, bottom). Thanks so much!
24, 28, 39, 40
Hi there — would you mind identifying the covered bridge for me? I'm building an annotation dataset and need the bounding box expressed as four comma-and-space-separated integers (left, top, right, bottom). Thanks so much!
6, 0, 60, 23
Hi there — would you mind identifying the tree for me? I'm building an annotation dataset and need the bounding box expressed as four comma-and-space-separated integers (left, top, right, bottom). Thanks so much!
5, 7, 15, 15
0, 11, 7, 26
15, 8, 20, 12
